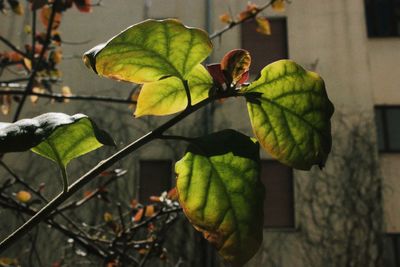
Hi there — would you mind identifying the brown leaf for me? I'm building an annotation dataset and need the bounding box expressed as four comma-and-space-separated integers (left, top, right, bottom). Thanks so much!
16, 190, 31, 203
40, 5, 62, 29
255, 17, 271, 35
272, 0, 285, 12
144, 205, 155, 217
133, 208, 144, 222
219, 13, 232, 24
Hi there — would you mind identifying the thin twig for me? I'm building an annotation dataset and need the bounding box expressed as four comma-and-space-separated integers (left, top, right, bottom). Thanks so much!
0, 89, 136, 105
13, 0, 60, 122
209, 0, 276, 40
0, 36, 29, 59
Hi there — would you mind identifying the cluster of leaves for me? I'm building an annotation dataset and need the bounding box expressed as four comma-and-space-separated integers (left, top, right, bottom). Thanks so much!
220, 0, 286, 36
0, 16, 334, 267
0, 0, 94, 115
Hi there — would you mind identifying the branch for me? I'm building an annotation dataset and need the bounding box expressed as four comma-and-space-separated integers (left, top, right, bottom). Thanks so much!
209, 0, 276, 40
0, 36, 29, 59
12, 0, 60, 122
0, 89, 137, 105
0, 90, 233, 252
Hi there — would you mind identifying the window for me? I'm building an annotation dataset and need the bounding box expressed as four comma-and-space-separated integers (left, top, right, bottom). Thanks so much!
365, 0, 400, 37
241, 17, 288, 75
375, 106, 400, 152
138, 160, 172, 203
260, 160, 294, 228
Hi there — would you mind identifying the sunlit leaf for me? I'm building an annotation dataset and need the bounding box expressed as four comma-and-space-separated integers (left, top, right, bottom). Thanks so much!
255, 17, 271, 35
134, 64, 212, 117
0, 113, 115, 169
83, 19, 212, 83
16, 190, 31, 203
176, 129, 264, 266
242, 60, 334, 170
272, 0, 285, 12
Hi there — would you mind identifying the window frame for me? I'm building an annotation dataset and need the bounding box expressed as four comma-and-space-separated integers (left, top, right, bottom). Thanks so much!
364, 0, 400, 38
375, 105, 400, 153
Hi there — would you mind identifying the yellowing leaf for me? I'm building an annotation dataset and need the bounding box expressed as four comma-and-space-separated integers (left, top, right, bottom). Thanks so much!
83, 19, 212, 83
24, 25, 32, 34
16, 190, 31, 203
176, 130, 264, 266
255, 17, 271, 35
272, 0, 285, 12
134, 64, 212, 117
242, 60, 334, 170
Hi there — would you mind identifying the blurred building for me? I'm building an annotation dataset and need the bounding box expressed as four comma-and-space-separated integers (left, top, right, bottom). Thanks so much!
2, 0, 400, 266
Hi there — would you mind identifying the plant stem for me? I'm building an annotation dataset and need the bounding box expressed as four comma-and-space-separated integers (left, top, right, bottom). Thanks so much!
0, 95, 216, 254
12, 0, 59, 122
0, 89, 136, 105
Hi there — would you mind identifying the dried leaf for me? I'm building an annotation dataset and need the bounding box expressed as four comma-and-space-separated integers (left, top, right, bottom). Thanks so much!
133, 208, 144, 222
103, 212, 113, 222
167, 188, 178, 201
40, 5, 62, 29
144, 205, 155, 217
0, 257, 19, 266
23, 57, 32, 70
61, 86, 71, 103
272, 0, 285, 12
238, 2, 260, 21
219, 13, 232, 24
51, 50, 63, 64
1, 93, 12, 115
16, 190, 31, 203
30, 86, 44, 103
255, 17, 271, 35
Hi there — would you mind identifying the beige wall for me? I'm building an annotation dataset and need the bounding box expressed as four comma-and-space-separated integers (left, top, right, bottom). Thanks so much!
2, 0, 400, 266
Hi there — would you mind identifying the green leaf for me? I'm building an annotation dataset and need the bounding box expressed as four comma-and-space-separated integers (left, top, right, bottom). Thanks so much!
0, 113, 114, 167
83, 19, 212, 83
134, 64, 213, 117
242, 60, 334, 170
175, 129, 264, 267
